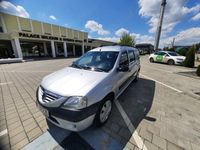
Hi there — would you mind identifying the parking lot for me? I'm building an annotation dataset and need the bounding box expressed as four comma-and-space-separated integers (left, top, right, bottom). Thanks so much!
0, 55, 200, 150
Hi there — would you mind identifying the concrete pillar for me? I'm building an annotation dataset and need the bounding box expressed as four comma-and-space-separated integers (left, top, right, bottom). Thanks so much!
63, 42, 67, 57
11, 38, 23, 58
51, 41, 56, 58
73, 45, 76, 56
43, 42, 48, 56
55, 42, 58, 55
82, 42, 85, 55
11, 40, 18, 58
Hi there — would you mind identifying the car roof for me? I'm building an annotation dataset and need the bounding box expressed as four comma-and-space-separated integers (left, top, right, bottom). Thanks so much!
155, 51, 177, 53
90, 45, 137, 52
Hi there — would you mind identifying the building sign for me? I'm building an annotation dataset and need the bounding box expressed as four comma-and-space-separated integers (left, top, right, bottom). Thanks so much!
18, 32, 82, 43
19, 32, 40, 39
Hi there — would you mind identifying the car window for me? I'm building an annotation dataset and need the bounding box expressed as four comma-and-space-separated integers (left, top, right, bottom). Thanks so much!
128, 50, 135, 62
77, 53, 93, 65
168, 52, 179, 56
155, 52, 166, 56
119, 51, 129, 66
72, 51, 119, 72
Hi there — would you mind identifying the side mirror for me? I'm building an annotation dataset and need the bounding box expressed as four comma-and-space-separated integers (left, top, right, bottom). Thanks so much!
164, 54, 169, 57
117, 65, 129, 72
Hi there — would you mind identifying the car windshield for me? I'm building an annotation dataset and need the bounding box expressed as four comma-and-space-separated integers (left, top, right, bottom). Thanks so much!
168, 52, 179, 56
71, 51, 119, 72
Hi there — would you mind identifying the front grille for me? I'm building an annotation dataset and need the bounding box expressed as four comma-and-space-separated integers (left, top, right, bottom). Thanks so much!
39, 87, 60, 104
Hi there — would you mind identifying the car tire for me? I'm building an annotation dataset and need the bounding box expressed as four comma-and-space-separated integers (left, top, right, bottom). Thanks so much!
167, 59, 174, 65
94, 99, 112, 127
149, 58, 154, 63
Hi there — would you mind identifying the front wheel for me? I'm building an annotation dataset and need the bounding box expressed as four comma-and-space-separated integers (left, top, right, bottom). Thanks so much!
167, 59, 175, 65
94, 99, 112, 126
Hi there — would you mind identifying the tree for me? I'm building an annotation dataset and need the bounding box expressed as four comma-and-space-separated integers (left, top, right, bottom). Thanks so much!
196, 65, 200, 76
176, 47, 188, 56
183, 45, 195, 68
118, 33, 135, 47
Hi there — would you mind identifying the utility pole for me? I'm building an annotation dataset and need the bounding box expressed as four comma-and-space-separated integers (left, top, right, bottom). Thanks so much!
171, 37, 175, 48
154, 0, 167, 51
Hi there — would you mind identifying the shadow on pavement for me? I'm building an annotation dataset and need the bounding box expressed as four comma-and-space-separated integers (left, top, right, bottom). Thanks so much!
118, 77, 156, 128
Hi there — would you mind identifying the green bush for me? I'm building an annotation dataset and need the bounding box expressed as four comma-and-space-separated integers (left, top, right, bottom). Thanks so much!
177, 48, 188, 56
184, 46, 195, 68
197, 65, 200, 76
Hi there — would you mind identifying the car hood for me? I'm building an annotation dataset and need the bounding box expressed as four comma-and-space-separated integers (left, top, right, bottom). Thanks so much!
41, 67, 107, 96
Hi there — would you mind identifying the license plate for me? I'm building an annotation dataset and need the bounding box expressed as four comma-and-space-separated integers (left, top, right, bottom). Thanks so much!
38, 105, 49, 117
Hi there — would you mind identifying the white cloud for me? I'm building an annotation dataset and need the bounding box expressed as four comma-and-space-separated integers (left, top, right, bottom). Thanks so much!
115, 28, 129, 37
96, 27, 200, 49
138, 0, 200, 34
85, 20, 110, 35
96, 28, 154, 44
49, 15, 56, 20
192, 13, 200, 21
131, 32, 154, 44
97, 37, 120, 42
0, 1, 29, 18
160, 27, 200, 47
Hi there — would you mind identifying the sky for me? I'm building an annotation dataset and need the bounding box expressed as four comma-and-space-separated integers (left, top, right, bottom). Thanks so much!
0, 0, 200, 48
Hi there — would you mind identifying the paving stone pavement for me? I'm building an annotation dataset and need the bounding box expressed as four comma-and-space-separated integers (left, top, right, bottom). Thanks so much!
0, 58, 200, 150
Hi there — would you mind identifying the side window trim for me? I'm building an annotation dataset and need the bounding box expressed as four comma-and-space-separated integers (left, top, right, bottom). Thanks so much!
128, 50, 135, 63
119, 51, 129, 66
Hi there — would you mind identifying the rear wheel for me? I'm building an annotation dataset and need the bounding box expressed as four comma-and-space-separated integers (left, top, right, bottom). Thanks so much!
149, 58, 154, 63
94, 99, 112, 126
167, 59, 174, 65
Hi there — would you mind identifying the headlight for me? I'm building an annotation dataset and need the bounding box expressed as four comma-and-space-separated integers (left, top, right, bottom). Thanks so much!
62, 96, 87, 110
176, 58, 184, 61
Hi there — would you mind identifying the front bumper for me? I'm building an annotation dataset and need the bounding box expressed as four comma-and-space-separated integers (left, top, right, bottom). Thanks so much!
175, 60, 184, 65
36, 100, 98, 131
36, 87, 101, 131
47, 113, 95, 131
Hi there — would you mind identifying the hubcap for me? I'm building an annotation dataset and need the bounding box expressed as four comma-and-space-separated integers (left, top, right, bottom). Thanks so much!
100, 100, 112, 123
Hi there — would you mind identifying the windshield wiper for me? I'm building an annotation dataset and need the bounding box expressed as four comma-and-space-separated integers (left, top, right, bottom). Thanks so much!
71, 63, 82, 69
81, 65, 92, 70
79, 65, 106, 72
93, 67, 105, 72
84, 65, 105, 72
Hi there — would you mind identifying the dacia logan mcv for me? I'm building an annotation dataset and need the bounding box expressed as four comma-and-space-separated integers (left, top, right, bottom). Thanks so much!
36, 46, 140, 131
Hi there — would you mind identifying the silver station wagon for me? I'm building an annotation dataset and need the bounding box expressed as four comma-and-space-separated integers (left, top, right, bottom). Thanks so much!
36, 46, 140, 131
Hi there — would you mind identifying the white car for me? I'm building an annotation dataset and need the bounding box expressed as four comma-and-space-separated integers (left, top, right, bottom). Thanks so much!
149, 51, 185, 65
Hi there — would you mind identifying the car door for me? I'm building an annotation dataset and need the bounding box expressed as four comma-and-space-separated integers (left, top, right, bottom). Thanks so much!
163, 53, 170, 63
116, 51, 130, 92
128, 49, 137, 77
154, 52, 166, 63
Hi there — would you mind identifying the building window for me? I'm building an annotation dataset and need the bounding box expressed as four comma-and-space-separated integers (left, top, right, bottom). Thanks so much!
20, 41, 46, 58
0, 26, 3, 33
0, 40, 15, 58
